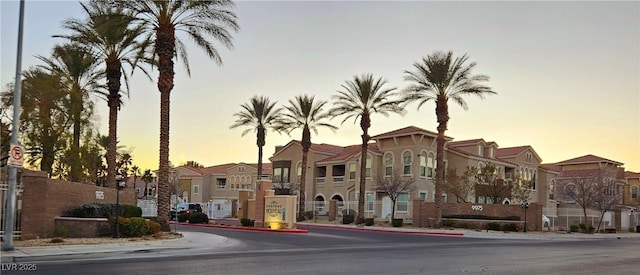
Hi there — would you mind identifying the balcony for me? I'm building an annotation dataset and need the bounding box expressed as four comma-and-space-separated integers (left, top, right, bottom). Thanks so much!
316, 177, 325, 184
333, 176, 344, 183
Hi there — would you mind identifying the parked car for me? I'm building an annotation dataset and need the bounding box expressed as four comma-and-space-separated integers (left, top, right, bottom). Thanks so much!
169, 203, 203, 220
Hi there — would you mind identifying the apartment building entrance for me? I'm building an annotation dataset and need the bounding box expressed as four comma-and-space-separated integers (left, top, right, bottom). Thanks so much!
382, 196, 392, 219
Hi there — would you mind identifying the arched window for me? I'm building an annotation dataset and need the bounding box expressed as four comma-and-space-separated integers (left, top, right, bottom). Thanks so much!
403, 151, 412, 175
427, 153, 435, 178
630, 185, 638, 199
419, 153, 427, 178
384, 153, 393, 176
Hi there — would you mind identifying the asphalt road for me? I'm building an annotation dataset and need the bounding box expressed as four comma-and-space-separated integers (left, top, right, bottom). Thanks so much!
5, 225, 639, 275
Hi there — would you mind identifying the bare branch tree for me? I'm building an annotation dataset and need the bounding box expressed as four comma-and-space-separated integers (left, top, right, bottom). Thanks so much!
559, 169, 622, 232
474, 163, 530, 204
443, 167, 475, 203
374, 169, 415, 221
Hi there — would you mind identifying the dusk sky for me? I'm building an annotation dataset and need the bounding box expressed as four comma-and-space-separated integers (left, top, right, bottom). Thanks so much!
1, 1, 639, 173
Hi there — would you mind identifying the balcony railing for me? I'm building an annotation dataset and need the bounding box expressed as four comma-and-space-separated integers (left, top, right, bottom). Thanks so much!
316, 177, 325, 184
333, 176, 344, 183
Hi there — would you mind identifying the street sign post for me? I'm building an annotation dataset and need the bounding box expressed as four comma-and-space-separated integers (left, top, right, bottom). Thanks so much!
8, 143, 24, 168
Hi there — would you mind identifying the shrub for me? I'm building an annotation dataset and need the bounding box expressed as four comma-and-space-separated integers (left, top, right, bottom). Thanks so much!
177, 213, 189, 223
240, 218, 255, 227
502, 223, 520, 232
54, 225, 69, 237
364, 218, 375, 226
392, 218, 403, 227
188, 212, 209, 224
50, 238, 65, 243
455, 223, 474, 229
147, 220, 161, 235
486, 222, 502, 231
629, 227, 635, 233
442, 214, 520, 221
126, 217, 149, 237
569, 224, 579, 232
121, 205, 142, 218
304, 211, 314, 220
442, 219, 456, 227
342, 214, 355, 224
578, 223, 587, 230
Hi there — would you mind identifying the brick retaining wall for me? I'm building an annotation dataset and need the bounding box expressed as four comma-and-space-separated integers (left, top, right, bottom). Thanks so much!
20, 171, 135, 239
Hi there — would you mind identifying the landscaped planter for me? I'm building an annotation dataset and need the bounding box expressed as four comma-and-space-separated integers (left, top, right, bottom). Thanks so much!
54, 216, 111, 238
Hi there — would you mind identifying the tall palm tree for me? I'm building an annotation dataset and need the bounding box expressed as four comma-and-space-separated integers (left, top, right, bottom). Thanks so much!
403, 51, 496, 227
116, 0, 239, 230
57, 1, 150, 187
331, 74, 406, 223
37, 43, 102, 182
230, 96, 283, 178
277, 95, 337, 220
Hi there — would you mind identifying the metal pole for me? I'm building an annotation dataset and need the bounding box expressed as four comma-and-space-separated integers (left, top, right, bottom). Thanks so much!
2, 0, 25, 252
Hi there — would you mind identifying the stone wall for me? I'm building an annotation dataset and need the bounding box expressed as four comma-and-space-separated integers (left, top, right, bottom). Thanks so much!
20, 171, 136, 239
413, 201, 543, 231
54, 217, 110, 238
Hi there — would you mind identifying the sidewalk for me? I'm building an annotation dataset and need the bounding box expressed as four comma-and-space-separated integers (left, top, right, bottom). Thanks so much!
2, 221, 638, 263
0, 231, 235, 263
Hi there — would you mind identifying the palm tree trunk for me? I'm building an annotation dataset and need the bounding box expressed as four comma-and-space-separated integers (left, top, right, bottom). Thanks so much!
257, 127, 265, 178
156, 23, 176, 231
106, 60, 121, 188
434, 96, 449, 228
299, 127, 311, 220
357, 113, 371, 222
69, 84, 83, 182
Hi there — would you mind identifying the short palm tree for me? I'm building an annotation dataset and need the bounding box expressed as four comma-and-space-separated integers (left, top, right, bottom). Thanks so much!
115, 0, 239, 230
57, 1, 150, 187
230, 96, 283, 178
403, 51, 496, 227
37, 43, 102, 182
277, 95, 337, 220
331, 74, 405, 222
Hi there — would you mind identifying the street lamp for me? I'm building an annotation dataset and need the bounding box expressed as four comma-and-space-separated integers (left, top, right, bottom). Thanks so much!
113, 174, 125, 238
521, 201, 529, 233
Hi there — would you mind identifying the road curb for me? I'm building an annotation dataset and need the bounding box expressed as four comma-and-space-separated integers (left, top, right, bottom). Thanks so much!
297, 223, 464, 237
178, 223, 309, 234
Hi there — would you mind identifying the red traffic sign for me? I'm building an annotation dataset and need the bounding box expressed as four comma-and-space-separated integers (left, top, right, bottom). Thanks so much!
8, 144, 24, 168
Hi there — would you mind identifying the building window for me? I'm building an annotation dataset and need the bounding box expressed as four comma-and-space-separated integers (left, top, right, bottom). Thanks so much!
193, 185, 199, 194
296, 163, 302, 183
217, 178, 226, 189
419, 154, 426, 178
478, 145, 483, 156
273, 168, 282, 183
549, 180, 555, 200
427, 153, 435, 178
396, 193, 409, 212
239, 166, 245, 172
403, 151, 412, 175
565, 184, 576, 203
384, 153, 393, 176
365, 156, 372, 178
631, 186, 638, 199
349, 163, 356, 181
419, 191, 427, 201
365, 192, 375, 212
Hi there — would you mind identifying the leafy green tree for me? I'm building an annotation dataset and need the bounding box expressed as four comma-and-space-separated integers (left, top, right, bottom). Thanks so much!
331, 74, 405, 223
230, 96, 283, 178
141, 169, 155, 199
115, 0, 239, 230
1, 69, 70, 175
57, 1, 150, 187
277, 95, 337, 220
183, 160, 204, 168
37, 43, 102, 182
403, 51, 496, 227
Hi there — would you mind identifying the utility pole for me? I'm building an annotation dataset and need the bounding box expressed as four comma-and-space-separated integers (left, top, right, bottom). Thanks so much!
2, 0, 25, 252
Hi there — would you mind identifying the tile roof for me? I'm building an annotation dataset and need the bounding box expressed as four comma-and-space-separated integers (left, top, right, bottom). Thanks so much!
495, 146, 530, 158
318, 143, 381, 163
558, 169, 602, 178
625, 171, 640, 179
554, 154, 623, 166
371, 126, 449, 140
178, 162, 273, 176
539, 163, 562, 172
446, 146, 517, 167
447, 138, 485, 147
